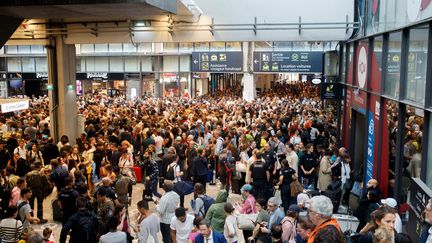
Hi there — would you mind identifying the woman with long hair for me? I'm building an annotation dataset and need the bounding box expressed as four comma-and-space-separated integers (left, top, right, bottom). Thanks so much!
355, 206, 397, 243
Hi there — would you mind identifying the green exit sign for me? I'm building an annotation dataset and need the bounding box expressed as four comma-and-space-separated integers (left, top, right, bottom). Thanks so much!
46, 84, 54, 91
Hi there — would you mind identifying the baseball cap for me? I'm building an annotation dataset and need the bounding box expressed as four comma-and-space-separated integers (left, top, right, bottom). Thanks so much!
288, 204, 301, 213
381, 198, 397, 208
240, 184, 253, 192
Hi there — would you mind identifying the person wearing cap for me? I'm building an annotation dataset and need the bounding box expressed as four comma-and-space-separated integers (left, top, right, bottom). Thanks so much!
236, 184, 256, 214
381, 198, 402, 233
281, 204, 300, 242
307, 195, 344, 243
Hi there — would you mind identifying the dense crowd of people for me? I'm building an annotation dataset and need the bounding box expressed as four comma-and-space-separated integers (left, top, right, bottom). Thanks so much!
0, 82, 427, 243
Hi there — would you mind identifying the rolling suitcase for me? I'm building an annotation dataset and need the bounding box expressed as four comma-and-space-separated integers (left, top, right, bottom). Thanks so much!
133, 166, 142, 183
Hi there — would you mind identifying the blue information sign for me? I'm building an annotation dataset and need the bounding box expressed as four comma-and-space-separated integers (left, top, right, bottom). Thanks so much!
365, 111, 375, 183
191, 52, 243, 72
253, 51, 323, 73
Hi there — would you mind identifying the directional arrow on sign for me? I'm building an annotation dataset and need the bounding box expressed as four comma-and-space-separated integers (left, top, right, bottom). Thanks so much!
254, 59, 259, 64
193, 59, 198, 64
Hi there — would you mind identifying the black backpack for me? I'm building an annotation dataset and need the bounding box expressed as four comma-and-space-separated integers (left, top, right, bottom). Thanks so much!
165, 164, 177, 180
77, 211, 99, 242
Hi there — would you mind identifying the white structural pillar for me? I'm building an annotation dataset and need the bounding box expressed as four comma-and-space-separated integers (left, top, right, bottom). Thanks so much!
47, 36, 78, 143
242, 41, 256, 101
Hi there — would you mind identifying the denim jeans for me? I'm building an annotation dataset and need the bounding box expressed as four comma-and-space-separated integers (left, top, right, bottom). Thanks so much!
150, 180, 162, 198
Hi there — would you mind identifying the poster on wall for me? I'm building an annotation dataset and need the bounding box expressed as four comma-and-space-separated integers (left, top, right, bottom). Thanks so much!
365, 111, 375, 183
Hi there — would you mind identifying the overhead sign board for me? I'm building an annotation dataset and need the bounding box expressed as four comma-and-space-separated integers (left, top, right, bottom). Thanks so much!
253, 51, 323, 73
192, 52, 243, 72
320, 83, 341, 100
0, 99, 29, 113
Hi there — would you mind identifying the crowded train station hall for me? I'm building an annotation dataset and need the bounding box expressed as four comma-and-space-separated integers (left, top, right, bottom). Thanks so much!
0, 1, 431, 243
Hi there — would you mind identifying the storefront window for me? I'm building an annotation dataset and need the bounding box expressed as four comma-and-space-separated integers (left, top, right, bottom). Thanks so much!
372, 36, 383, 93
31, 45, 45, 54
124, 57, 139, 72
179, 73, 190, 96
22, 57, 35, 72
163, 73, 180, 97
210, 42, 225, 51
163, 56, 179, 72
347, 43, 354, 84
403, 105, 424, 200
95, 44, 108, 53
138, 43, 152, 53
142, 57, 153, 72
163, 43, 178, 53
7, 57, 21, 72
109, 44, 122, 52
94, 57, 108, 72
109, 57, 124, 72
123, 43, 137, 53
406, 26, 428, 105
85, 57, 96, 72
254, 41, 273, 51
341, 44, 346, 83
6, 45, 18, 54
194, 42, 209, 51
81, 44, 94, 53
386, 100, 398, 193
0, 57, 6, 72
76, 57, 84, 72
385, 32, 401, 98
179, 43, 193, 53
274, 41, 292, 51
18, 45, 31, 54
35, 57, 47, 72
180, 55, 190, 72
226, 42, 241, 51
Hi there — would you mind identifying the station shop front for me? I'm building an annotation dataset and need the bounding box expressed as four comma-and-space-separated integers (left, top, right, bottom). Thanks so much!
340, 1, 432, 240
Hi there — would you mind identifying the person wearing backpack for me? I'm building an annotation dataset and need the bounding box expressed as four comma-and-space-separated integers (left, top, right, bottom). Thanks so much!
58, 177, 80, 226
25, 162, 51, 224
190, 148, 209, 192
60, 197, 100, 243
17, 188, 40, 228
192, 183, 215, 218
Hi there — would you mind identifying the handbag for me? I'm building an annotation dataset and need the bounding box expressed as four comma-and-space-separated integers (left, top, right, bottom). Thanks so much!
173, 180, 194, 196
290, 179, 304, 197
237, 213, 258, 230
236, 161, 246, 173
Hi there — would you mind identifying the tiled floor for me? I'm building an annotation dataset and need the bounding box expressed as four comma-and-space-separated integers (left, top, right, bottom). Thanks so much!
35, 182, 244, 242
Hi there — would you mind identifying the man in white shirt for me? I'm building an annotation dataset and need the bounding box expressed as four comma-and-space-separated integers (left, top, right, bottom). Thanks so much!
137, 200, 160, 243
156, 180, 180, 243
170, 207, 195, 243
285, 144, 299, 174
99, 215, 127, 243
14, 140, 27, 160
381, 198, 402, 233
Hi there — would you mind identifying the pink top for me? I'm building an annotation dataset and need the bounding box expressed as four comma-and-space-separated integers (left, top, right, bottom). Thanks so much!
238, 194, 256, 214
188, 231, 200, 243
281, 217, 296, 242
9, 187, 21, 207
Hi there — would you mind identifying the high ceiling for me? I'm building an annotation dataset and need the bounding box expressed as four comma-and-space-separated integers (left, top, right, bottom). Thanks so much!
0, 0, 178, 21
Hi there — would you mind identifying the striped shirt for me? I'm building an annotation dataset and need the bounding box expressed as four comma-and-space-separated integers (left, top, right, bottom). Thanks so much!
156, 191, 180, 224
0, 218, 23, 243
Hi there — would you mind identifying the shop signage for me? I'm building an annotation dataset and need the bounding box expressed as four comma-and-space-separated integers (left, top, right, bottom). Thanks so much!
192, 52, 243, 72
1, 100, 29, 113
365, 111, 375, 183
87, 72, 108, 79
320, 83, 341, 100
407, 178, 432, 242
36, 72, 48, 79
253, 51, 323, 73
